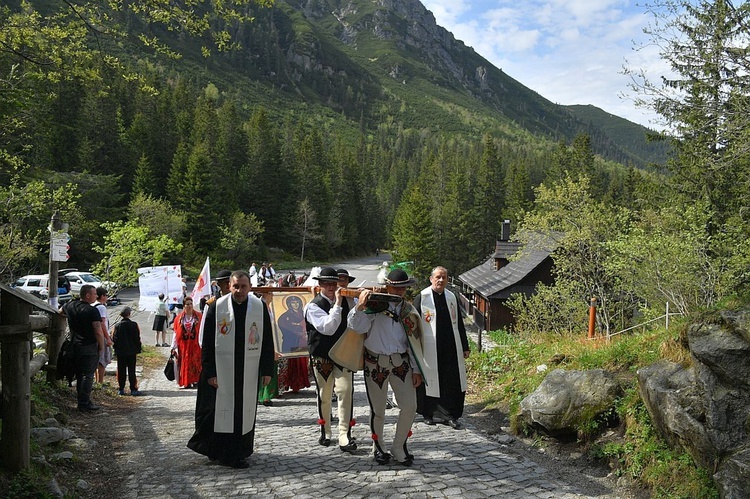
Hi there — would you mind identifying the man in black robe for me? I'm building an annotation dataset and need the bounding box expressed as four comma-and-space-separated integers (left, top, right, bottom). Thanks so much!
187, 271, 274, 468
413, 266, 470, 429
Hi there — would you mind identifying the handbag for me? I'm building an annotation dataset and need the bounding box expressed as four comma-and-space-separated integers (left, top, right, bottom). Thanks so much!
328, 328, 365, 372
164, 354, 176, 381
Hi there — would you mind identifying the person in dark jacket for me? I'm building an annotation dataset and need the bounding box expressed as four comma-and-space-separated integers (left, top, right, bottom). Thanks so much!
112, 307, 143, 396
59, 284, 104, 411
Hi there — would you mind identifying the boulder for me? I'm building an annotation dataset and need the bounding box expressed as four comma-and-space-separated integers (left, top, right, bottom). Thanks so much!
636, 361, 717, 469
638, 309, 750, 495
714, 443, 750, 498
30, 427, 76, 446
517, 369, 622, 436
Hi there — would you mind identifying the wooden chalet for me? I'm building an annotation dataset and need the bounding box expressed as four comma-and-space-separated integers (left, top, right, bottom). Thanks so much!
458, 221, 558, 332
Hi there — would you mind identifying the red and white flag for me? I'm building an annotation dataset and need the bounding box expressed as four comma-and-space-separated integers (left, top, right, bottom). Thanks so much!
190, 257, 211, 304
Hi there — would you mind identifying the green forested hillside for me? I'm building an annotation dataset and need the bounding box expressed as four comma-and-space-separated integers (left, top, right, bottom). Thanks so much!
566, 104, 671, 168
2, 0, 665, 281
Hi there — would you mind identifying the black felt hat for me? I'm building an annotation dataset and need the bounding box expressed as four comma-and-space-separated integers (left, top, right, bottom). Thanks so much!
216, 269, 232, 281
336, 268, 356, 283
313, 267, 339, 282
385, 268, 416, 287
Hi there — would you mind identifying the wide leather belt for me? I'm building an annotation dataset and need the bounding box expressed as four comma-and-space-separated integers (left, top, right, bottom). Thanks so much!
364, 348, 407, 368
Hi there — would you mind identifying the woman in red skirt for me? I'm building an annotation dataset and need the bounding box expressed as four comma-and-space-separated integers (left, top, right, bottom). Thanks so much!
170, 296, 202, 388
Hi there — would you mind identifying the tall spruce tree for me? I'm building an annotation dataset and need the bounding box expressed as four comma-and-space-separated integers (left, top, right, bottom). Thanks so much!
627, 0, 750, 293
392, 184, 436, 281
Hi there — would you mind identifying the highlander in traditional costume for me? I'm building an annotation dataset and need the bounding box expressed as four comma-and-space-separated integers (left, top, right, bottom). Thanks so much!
347, 269, 425, 466
305, 267, 358, 453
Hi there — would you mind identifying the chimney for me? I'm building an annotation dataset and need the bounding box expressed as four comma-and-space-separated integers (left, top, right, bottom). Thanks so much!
500, 220, 511, 241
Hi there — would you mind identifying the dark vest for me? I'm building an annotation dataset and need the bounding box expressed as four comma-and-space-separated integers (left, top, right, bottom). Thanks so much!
306, 294, 349, 359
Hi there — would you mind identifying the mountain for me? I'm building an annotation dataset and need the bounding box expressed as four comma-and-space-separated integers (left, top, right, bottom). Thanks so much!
150, 0, 667, 168
566, 104, 671, 168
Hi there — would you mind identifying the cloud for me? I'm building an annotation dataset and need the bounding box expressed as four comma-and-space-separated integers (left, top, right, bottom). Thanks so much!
420, 0, 472, 25
421, 0, 662, 128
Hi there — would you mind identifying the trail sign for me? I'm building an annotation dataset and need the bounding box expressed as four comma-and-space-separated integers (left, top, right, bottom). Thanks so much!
51, 231, 70, 262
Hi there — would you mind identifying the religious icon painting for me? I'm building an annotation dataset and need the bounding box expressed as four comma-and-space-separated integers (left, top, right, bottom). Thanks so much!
269, 291, 314, 357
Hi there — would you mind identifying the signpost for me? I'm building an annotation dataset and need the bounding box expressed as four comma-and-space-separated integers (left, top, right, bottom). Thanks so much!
46, 211, 69, 383
51, 230, 70, 262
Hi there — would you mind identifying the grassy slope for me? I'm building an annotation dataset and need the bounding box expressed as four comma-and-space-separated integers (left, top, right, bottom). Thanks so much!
466, 324, 717, 497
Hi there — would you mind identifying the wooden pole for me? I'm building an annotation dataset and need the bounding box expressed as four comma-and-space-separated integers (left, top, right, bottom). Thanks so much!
46, 211, 64, 384
0, 291, 33, 471
588, 297, 597, 339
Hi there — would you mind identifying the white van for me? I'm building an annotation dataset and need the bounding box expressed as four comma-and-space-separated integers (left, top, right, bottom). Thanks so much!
12, 274, 73, 304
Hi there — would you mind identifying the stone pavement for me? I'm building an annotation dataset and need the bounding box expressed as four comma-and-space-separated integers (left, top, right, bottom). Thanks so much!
105, 307, 622, 498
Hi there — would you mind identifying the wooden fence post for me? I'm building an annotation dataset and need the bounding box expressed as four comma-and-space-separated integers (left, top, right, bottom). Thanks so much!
588, 297, 597, 339
0, 289, 33, 471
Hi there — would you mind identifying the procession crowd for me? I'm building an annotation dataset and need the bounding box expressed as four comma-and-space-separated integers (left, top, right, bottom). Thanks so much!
58, 264, 469, 470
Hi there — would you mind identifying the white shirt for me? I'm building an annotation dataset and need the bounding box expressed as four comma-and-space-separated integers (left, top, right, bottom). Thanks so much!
95, 302, 109, 340
348, 303, 409, 357
304, 294, 344, 336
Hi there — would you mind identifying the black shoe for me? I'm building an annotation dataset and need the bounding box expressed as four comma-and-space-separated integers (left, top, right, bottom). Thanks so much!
393, 456, 414, 467
423, 417, 436, 426
374, 449, 391, 465
339, 442, 357, 453
447, 418, 462, 430
318, 436, 331, 447
220, 459, 249, 469
78, 403, 101, 412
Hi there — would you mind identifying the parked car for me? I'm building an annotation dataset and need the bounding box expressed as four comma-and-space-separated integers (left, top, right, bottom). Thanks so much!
59, 269, 118, 294
11, 274, 73, 304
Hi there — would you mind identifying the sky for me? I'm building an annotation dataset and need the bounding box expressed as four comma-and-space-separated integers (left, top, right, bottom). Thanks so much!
419, 0, 670, 129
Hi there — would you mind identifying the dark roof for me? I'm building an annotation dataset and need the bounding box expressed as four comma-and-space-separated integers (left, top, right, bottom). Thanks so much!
492, 240, 522, 259
459, 233, 559, 299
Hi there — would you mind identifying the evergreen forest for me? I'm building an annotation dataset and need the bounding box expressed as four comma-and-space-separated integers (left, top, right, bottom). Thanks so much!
2, 0, 749, 336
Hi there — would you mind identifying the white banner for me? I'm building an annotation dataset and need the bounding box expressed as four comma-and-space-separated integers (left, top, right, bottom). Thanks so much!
137, 265, 183, 312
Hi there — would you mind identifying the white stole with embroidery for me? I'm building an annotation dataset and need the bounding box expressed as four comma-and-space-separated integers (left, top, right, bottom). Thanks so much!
214, 293, 264, 434
419, 288, 467, 398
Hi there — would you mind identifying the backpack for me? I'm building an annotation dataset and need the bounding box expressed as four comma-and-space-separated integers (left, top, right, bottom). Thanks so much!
55, 339, 78, 383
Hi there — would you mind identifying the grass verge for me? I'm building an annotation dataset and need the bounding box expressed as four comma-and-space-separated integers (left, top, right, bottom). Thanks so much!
466, 321, 718, 498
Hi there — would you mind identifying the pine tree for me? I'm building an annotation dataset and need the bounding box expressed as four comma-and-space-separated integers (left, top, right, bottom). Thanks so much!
132, 154, 158, 198
392, 184, 436, 280
472, 135, 505, 251
242, 107, 286, 245
504, 162, 532, 225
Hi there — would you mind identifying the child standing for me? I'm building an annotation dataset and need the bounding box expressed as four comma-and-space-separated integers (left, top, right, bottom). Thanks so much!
113, 307, 143, 396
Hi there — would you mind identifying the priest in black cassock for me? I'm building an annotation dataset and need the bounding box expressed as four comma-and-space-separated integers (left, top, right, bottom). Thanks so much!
187, 271, 274, 468
413, 266, 470, 429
